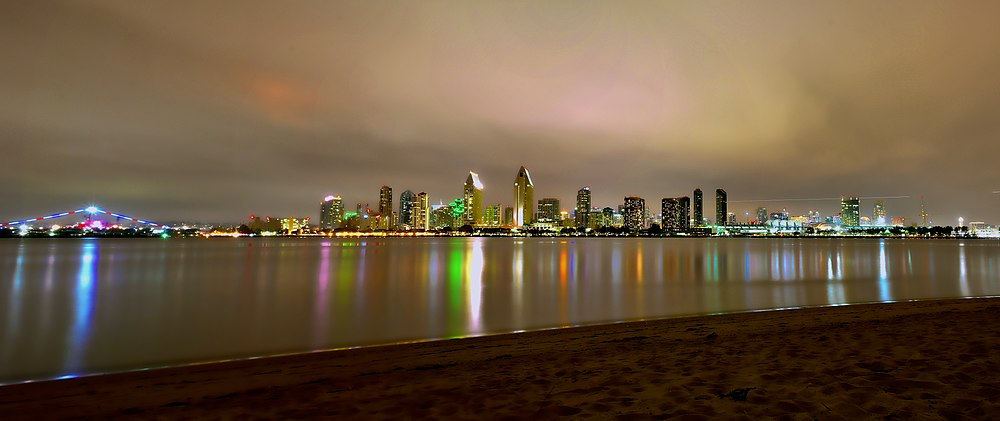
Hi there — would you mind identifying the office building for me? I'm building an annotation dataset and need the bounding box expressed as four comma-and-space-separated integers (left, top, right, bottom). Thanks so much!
412, 192, 429, 230
623, 196, 645, 231
503, 207, 514, 226
693, 189, 703, 226
398, 190, 415, 230
483, 204, 502, 227
513, 166, 534, 227
537, 198, 560, 222
378, 186, 392, 230
873, 200, 886, 225
841, 196, 861, 226
576, 187, 591, 228
756, 207, 768, 225
319, 195, 344, 230
661, 196, 691, 231
464, 172, 484, 226
715, 189, 727, 226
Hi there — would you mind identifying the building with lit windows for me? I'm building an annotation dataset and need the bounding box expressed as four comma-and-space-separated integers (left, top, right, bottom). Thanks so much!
661, 196, 691, 231
537, 198, 560, 222
463, 172, 484, 226
398, 190, 415, 230
378, 186, 393, 230
576, 187, 591, 228
715, 189, 727, 226
623, 196, 645, 231
840, 197, 860, 226
319, 195, 344, 229
873, 200, 886, 225
412, 192, 429, 230
483, 204, 502, 227
693, 189, 704, 226
513, 166, 534, 227
756, 207, 768, 225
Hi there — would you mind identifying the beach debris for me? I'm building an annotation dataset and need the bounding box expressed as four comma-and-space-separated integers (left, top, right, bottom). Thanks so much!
718, 388, 754, 401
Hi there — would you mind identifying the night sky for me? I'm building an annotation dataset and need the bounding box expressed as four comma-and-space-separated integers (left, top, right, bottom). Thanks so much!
3, 1, 999, 224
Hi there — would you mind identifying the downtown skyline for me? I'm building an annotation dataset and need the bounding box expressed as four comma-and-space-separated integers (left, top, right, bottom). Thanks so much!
2, 2, 1000, 223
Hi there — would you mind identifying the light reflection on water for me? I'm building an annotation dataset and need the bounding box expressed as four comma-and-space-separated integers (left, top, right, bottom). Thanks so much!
0, 237, 998, 384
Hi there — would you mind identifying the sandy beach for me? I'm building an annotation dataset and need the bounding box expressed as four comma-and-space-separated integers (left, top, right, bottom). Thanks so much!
1, 298, 998, 419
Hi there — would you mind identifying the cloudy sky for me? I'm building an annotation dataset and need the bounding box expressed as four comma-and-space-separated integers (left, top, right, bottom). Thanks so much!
2, 1, 999, 224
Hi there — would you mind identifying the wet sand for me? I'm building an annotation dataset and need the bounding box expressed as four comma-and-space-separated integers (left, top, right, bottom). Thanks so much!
1, 298, 998, 420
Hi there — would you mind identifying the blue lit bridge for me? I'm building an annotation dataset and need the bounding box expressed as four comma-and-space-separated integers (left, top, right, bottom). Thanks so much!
1, 206, 170, 229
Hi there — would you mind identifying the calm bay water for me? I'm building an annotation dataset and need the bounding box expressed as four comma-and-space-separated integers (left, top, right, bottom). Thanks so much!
1, 237, 998, 383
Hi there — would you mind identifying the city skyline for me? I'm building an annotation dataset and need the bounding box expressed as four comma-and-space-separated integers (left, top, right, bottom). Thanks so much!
3, 2, 1000, 223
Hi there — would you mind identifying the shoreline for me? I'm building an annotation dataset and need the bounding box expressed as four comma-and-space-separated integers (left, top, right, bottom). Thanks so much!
1, 297, 998, 419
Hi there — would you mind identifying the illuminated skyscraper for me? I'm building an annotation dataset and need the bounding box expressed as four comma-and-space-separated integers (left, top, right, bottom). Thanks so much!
537, 198, 560, 222
398, 190, 415, 230
623, 196, 645, 231
412, 192, 429, 230
873, 200, 886, 225
319, 195, 344, 229
513, 166, 534, 227
378, 185, 392, 230
840, 196, 860, 226
715, 189, 727, 226
693, 189, 703, 226
503, 207, 514, 226
484, 204, 502, 227
464, 172, 484, 226
661, 197, 691, 231
576, 187, 591, 228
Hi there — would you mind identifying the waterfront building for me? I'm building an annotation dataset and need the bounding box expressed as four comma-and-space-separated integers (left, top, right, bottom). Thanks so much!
513, 166, 534, 227
464, 172, 484, 226
576, 187, 591, 228
623, 196, 645, 231
412, 192, 430, 230
602, 207, 615, 228
756, 207, 768, 225
661, 196, 691, 231
840, 196, 860, 226
319, 195, 344, 229
483, 204, 502, 227
693, 189, 704, 226
280, 217, 310, 234
504, 207, 514, 226
873, 200, 887, 225
378, 186, 393, 230
715, 189, 728, 226
398, 190, 415, 230
537, 198, 560, 222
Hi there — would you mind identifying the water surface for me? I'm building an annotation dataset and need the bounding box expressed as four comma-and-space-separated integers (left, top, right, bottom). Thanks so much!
1, 237, 998, 384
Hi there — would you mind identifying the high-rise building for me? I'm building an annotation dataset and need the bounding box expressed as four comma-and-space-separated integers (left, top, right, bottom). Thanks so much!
319, 195, 344, 230
693, 189, 703, 226
575, 187, 591, 228
483, 204, 502, 227
840, 196, 860, 226
503, 207, 514, 226
623, 196, 645, 231
728, 212, 737, 226
873, 200, 886, 225
661, 196, 691, 231
378, 186, 393, 230
398, 190, 415, 230
715, 189, 727, 226
756, 207, 768, 225
602, 207, 615, 228
411, 192, 429, 230
513, 166, 534, 227
464, 172, 484, 226
537, 198, 560, 222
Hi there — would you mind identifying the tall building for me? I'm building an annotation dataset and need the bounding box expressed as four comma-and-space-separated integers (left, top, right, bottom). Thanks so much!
513, 166, 534, 227
463, 172, 484, 226
873, 200, 886, 225
319, 195, 344, 230
840, 196, 860, 226
483, 204, 502, 227
693, 189, 703, 226
378, 186, 393, 230
412, 192, 430, 230
756, 207, 768, 225
661, 196, 691, 231
623, 196, 645, 231
602, 207, 615, 228
715, 189, 727, 226
503, 207, 514, 226
575, 187, 591, 228
536, 198, 560, 222
398, 190, 415, 230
